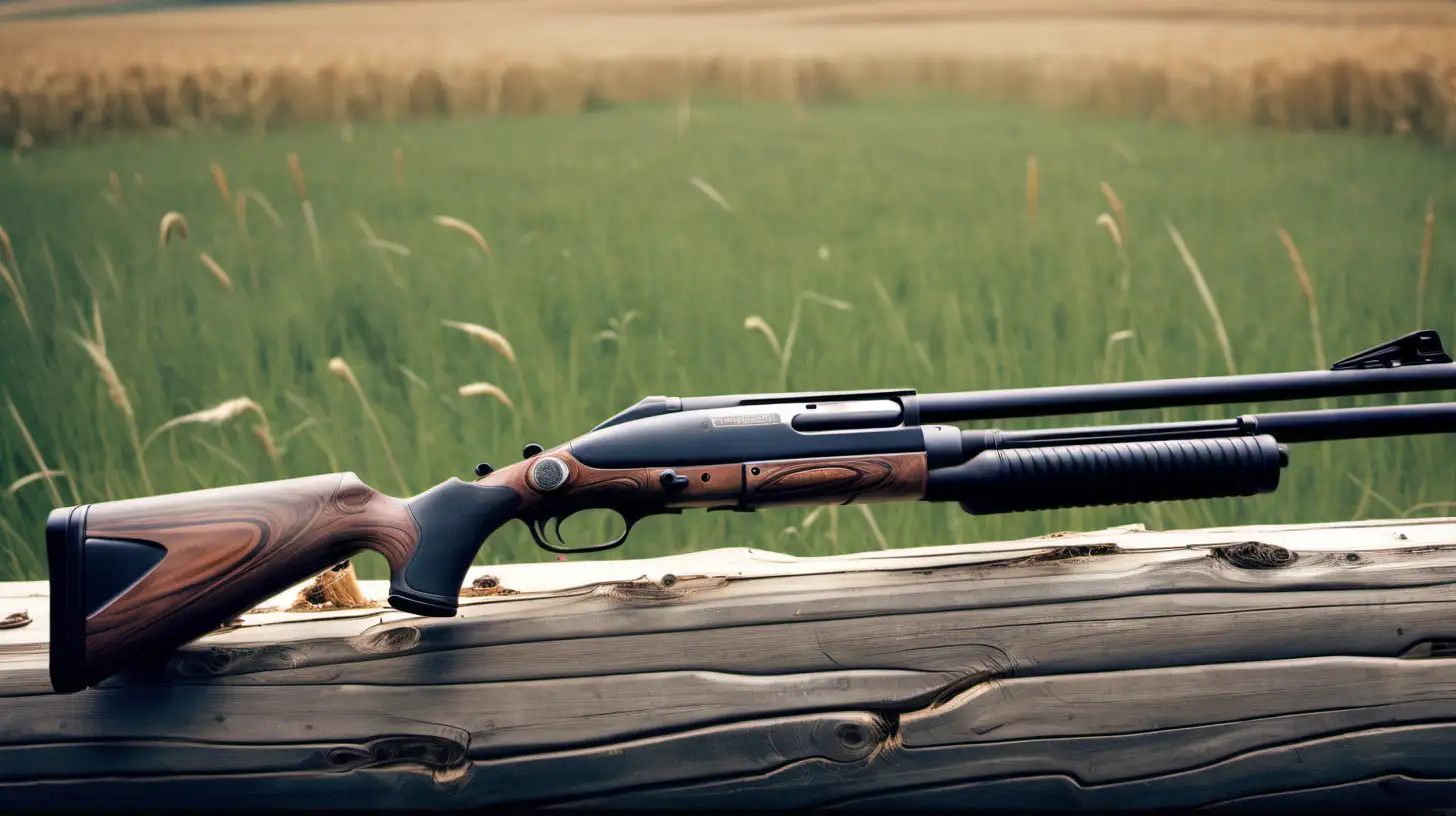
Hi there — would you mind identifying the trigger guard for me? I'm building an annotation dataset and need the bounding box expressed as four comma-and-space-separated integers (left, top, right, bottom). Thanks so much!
527, 509, 636, 555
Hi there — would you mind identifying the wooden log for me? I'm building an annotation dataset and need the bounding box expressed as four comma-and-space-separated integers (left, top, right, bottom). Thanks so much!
3, 518, 1456, 810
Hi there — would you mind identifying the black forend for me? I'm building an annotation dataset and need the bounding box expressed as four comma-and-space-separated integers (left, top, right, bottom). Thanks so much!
927, 435, 1287, 514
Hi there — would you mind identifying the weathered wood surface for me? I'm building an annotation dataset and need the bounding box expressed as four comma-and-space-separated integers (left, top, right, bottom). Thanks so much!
4, 518, 1456, 810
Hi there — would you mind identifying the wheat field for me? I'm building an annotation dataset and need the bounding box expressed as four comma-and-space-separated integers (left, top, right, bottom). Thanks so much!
2, 0, 1455, 148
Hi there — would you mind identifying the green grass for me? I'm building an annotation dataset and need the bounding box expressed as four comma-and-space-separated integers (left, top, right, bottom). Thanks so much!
1, 97, 1453, 582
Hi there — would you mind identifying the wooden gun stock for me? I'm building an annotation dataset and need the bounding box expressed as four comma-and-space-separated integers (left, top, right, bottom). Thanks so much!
47, 472, 522, 693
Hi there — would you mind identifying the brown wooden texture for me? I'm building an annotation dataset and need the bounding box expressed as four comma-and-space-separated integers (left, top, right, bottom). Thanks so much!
80, 472, 418, 685
5, 519, 1456, 810
482, 449, 927, 517
744, 453, 927, 507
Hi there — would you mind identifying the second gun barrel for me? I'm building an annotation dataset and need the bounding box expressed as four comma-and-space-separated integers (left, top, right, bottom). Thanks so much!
917, 364, 1456, 422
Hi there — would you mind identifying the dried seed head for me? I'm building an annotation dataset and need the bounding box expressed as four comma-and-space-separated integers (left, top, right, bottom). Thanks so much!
1096, 212, 1124, 249
198, 253, 235, 293
688, 177, 732, 211
1276, 227, 1316, 305
143, 397, 264, 450
159, 211, 189, 247
287, 153, 308, 201
75, 335, 134, 420
432, 215, 492, 257
0, 260, 30, 331
457, 382, 515, 410
210, 161, 233, 208
1100, 181, 1127, 237
328, 357, 357, 387
0, 222, 13, 269
441, 320, 516, 365
801, 291, 852, 311
743, 315, 783, 357
235, 188, 283, 231
5, 469, 67, 498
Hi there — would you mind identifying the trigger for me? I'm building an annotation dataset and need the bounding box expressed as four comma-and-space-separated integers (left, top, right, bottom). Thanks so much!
550, 516, 567, 546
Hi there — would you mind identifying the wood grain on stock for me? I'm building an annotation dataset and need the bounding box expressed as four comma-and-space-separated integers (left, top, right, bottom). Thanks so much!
484, 449, 927, 513
744, 453, 927, 507
82, 472, 418, 678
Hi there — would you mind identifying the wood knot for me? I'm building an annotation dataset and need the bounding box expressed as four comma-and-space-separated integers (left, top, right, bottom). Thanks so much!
324, 734, 468, 772
353, 625, 422, 655
170, 644, 304, 678
835, 722, 869, 750
820, 714, 888, 762
595, 575, 726, 605
1211, 541, 1298, 569
1023, 543, 1121, 563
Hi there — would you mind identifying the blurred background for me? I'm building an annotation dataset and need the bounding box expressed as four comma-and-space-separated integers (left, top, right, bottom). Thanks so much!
0, 0, 1453, 580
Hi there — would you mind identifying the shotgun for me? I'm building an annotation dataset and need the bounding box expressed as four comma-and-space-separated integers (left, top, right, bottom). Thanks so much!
46, 329, 1456, 693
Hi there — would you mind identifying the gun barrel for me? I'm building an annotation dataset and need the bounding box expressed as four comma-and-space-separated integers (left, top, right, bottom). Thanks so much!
917, 364, 1456, 422
1248, 402, 1456, 443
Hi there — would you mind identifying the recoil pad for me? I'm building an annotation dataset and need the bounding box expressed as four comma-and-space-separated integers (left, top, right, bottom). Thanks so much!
948, 435, 1287, 515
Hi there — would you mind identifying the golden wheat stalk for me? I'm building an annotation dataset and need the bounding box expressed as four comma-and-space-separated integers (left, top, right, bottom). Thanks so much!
1100, 181, 1127, 241
1102, 329, 1135, 381
73, 333, 153, 493
351, 214, 409, 289
1276, 227, 1326, 369
5, 395, 62, 506
209, 161, 233, 209
159, 212, 189, 248
1417, 197, 1436, 329
0, 221, 18, 284
328, 357, 410, 495
0, 260, 31, 333
5, 469, 67, 499
1166, 221, 1237, 375
688, 177, 731, 211
303, 201, 324, 265
198, 253, 236, 293
142, 396, 279, 465
457, 382, 515, 410
89, 293, 105, 354
286, 153, 308, 202
235, 188, 283, 233
441, 320, 517, 366
743, 315, 783, 358
1026, 156, 1039, 226
1096, 213, 1124, 250
393, 147, 404, 186
773, 291, 853, 389
1097, 211, 1132, 297
433, 215, 492, 257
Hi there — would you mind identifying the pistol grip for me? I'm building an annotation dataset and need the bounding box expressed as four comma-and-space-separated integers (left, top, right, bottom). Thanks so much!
390, 480, 522, 617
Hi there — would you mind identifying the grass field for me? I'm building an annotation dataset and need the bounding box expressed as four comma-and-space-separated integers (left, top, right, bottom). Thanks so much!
4, 0, 1454, 149
1, 96, 1453, 581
